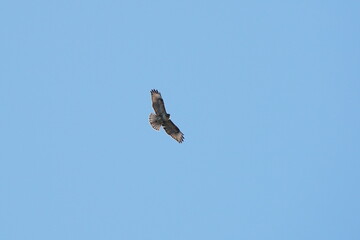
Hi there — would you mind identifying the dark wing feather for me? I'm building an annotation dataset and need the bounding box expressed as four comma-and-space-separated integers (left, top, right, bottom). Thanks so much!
163, 120, 184, 143
151, 89, 167, 115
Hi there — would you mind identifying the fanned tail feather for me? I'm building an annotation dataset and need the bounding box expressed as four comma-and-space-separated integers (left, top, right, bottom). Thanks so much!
149, 113, 161, 130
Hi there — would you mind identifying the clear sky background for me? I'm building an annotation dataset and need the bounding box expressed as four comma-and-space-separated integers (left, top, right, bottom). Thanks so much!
1, 1, 359, 239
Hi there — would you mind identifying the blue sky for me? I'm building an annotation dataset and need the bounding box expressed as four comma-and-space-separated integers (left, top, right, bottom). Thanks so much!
1, 1, 359, 239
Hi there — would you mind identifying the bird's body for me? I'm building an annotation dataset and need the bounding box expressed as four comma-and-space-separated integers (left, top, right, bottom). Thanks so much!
149, 89, 184, 143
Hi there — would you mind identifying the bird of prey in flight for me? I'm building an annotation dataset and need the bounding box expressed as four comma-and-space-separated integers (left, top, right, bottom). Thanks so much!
149, 89, 184, 143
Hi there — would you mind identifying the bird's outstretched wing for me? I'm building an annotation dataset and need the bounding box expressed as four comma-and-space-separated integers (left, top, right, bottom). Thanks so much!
151, 89, 167, 115
163, 120, 184, 143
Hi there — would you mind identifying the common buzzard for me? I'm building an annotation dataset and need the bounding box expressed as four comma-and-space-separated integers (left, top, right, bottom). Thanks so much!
149, 89, 184, 143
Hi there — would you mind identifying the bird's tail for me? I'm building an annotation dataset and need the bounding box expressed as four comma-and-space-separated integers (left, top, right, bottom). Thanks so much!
149, 113, 161, 130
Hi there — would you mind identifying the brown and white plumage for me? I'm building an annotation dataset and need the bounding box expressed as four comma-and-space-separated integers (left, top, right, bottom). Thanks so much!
149, 89, 184, 143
